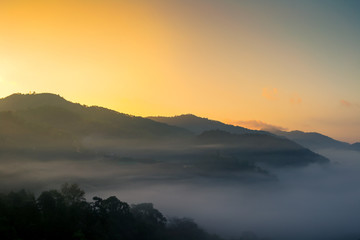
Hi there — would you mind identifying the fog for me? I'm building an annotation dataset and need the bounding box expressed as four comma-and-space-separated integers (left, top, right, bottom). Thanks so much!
85, 149, 360, 240
1, 149, 360, 239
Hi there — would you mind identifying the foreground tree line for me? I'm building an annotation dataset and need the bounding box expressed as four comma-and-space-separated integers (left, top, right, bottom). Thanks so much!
0, 183, 264, 240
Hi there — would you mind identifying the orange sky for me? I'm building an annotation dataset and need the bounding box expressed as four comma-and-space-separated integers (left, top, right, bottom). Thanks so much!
0, 0, 359, 142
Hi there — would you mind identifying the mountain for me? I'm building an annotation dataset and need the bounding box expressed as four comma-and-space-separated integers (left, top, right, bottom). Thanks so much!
148, 114, 358, 153
0, 93, 191, 141
0, 93, 329, 184
271, 130, 357, 151
196, 130, 328, 167
148, 114, 328, 167
351, 142, 360, 151
148, 114, 268, 135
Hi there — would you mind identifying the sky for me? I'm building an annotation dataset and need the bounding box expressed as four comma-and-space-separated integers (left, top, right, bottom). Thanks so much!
0, 0, 359, 143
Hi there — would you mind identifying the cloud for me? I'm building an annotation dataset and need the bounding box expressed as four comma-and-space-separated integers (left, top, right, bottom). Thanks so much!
340, 99, 352, 107
290, 93, 302, 104
261, 88, 302, 105
231, 120, 287, 131
340, 99, 360, 108
262, 88, 278, 101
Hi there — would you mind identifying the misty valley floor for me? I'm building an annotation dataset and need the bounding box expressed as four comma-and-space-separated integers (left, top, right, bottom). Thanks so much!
1, 149, 360, 240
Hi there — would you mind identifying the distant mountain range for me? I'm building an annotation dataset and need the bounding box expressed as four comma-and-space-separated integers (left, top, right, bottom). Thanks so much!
149, 114, 359, 152
270, 130, 360, 152
196, 130, 328, 167
352, 142, 360, 151
0, 93, 330, 182
148, 114, 268, 135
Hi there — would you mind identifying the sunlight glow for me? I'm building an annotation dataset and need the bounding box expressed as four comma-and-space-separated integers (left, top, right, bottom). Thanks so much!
0, 0, 359, 142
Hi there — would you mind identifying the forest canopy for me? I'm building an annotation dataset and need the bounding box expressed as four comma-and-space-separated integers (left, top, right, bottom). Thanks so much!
0, 183, 261, 240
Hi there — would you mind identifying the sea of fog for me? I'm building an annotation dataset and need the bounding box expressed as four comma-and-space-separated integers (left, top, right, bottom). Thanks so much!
1, 149, 360, 239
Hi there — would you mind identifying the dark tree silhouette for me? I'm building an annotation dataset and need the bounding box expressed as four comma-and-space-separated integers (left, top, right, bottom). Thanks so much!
60, 183, 85, 205
0, 184, 248, 240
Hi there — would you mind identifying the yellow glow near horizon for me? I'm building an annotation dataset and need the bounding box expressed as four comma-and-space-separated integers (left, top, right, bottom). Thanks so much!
0, 0, 359, 143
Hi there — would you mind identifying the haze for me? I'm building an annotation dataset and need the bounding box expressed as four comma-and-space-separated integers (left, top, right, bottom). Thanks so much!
1, 1, 360, 239
1, 144, 360, 240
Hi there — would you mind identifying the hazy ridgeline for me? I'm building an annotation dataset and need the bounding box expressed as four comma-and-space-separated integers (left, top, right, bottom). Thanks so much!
0, 94, 360, 240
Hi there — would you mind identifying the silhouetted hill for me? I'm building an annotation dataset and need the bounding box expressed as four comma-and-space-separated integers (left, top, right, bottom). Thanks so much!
148, 114, 357, 153
0, 93, 329, 183
197, 130, 329, 167
271, 130, 357, 151
0, 93, 192, 143
148, 115, 329, 166
0, 110, 77, 153
148, 114, 268, 135
352, 142, 360, 151
0, 93, 72, 111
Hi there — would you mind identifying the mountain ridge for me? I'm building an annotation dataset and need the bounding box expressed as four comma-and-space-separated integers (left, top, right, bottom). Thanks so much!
0, 93, 329, 180
148, 114, 269, 135
149, 114, 358, 152
270, 129, 358, 151
0, 93, 192, 141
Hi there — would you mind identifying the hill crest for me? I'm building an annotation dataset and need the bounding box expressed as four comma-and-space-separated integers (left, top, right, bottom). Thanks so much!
148, 114, 268, 135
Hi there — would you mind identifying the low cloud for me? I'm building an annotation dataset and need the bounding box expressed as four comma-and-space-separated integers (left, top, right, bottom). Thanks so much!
262, 88, 303, 105
290, 94, 302, 104
340, 99, 359, 108
231, 120, 287, 131
262, 88, 278, 101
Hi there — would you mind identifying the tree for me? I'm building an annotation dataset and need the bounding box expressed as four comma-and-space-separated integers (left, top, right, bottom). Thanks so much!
0, 184, 234, 240
131, 203, 167, 227
167, 217, 208, 240
131, 203, 167, 240
61, 183, 85, 205
0, 190, 40, 240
